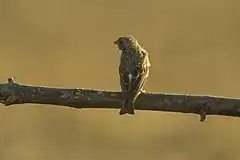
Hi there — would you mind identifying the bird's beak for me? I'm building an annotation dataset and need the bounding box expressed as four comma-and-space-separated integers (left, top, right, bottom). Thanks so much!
113, 40, 117, 44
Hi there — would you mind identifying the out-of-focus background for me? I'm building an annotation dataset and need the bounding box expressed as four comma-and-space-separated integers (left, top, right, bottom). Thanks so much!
0, 0, 239, 159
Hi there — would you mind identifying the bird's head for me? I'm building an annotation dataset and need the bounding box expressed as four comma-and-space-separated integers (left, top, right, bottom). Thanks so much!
114, 35, 139, 51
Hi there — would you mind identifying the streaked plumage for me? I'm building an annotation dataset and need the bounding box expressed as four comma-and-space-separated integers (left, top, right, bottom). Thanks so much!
114, 35, 151, 115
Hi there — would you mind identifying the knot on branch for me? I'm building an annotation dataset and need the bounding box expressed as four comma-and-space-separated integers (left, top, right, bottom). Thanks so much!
8, 77, 15, 83
0, 77, 24, 106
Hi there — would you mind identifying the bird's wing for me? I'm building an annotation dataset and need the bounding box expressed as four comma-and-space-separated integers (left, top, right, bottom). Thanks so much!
134, 49, 150, 77
119, 49, 150, 100
137, 49, 151, 72
119, 54, 130, 93
127, 50, 150, 99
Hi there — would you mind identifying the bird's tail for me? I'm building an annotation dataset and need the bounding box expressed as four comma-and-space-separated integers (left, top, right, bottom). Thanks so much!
119, 99, 135, 115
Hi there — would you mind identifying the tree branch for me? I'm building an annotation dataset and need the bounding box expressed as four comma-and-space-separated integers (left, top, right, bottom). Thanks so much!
1, 77, 240, 121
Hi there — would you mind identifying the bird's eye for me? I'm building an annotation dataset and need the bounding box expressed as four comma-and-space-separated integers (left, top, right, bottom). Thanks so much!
119, 39, 124, 44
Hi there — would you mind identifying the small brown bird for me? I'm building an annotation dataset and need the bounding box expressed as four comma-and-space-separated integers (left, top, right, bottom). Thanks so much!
114, 35, 151, 115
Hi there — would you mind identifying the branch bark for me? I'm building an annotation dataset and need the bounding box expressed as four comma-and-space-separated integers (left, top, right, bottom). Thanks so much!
1, 77, 240, 121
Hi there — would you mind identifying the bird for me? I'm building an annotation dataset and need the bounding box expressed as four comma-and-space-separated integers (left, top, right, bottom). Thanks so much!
114, 35, 151, 115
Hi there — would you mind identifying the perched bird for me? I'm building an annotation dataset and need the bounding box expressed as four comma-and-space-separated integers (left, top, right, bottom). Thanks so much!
114, 35, 151, 115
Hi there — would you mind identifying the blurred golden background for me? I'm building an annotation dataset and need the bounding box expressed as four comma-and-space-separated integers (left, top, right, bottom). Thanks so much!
0, 0, 240, 159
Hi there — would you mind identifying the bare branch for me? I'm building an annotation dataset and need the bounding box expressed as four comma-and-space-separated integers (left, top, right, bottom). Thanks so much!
0, 77, 240, 121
